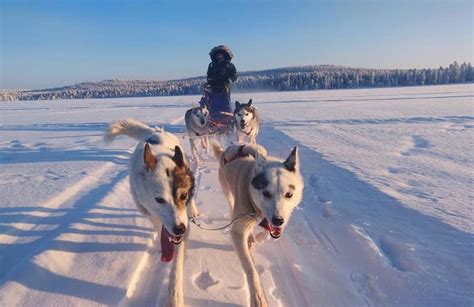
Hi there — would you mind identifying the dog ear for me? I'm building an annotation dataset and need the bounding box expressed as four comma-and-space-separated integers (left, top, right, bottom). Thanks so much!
255, 153, 267, 168
247, 99, 253, 107
202, 104, 208, 111
251, 171, 268, 190
235, 101, 240, 108
172, 146, 186, 168
283, 146, 298, 172
253, 146, 267, 167
144, 143, 157, 171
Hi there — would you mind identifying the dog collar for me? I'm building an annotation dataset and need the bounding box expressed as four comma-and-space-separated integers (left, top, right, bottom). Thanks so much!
243, 127, 253, 136
223, 145, 247, 165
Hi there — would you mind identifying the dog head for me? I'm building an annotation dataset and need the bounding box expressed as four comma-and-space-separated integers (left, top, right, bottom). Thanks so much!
141, 144, 195, 244
234, 99, 257, 130
249, 146, 304, 238
190, 105, 209, 128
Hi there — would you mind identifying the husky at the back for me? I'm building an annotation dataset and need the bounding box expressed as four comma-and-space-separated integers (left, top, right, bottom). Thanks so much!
185, 104, 210, 164
234, 99, 260, 144
105, 119, 197, 307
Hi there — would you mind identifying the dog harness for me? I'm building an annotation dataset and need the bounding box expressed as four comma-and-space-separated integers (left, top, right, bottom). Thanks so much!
145, 137, 159, 145
243, 127, 253, 136
223, 145, 248, 165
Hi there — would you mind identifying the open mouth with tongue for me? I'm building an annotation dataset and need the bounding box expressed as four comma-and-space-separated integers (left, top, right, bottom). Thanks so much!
258, 218, 282, 239
160, 225, 184, 262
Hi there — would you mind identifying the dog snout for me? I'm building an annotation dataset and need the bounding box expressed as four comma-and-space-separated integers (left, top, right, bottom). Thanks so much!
240, 120, 245, 125
200, 119, 205, 125
173, 223, 186, 236
271, 216, 284, 227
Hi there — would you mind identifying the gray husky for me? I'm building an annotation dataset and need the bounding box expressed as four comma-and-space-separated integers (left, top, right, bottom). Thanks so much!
213, 142, 304, 307
185, 104, 210, 164
234, 99, 260, 144
105, 119, 198, 307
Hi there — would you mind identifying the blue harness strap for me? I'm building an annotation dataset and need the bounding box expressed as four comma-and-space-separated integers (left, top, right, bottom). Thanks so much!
145, 137, 160, 145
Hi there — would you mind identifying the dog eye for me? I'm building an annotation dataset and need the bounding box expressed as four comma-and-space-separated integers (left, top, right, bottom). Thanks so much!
179, 192, 188, 201
262, 191, 272, 198
285, 192, 293, 198
155, 197, 166, 204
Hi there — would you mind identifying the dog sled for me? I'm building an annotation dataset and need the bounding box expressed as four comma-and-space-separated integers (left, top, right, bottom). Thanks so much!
199, 85, 234, 135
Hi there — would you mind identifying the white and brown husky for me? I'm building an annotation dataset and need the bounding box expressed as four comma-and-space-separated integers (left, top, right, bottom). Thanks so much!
213, 142, 304, 307
234, 99, 260, 144
105, 119, 198, 307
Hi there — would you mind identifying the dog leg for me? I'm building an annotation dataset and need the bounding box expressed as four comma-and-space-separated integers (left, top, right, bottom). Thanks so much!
169, 232, 187, 307
248, 233, 257, 250
203, 136, 209, 154
189, 138, 201, 165
218, 170, 234, 213
188, 197, 200, 217
255, 230, 269, 243
231, 219, 268, 307
149, 217, 162, 253
236, 131, 244, 145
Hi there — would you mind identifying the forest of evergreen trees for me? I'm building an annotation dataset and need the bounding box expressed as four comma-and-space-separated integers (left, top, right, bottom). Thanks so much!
1, 62, 472, 101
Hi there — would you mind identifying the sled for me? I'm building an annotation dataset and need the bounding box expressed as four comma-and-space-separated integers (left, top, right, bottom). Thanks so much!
199, 85, 235, 135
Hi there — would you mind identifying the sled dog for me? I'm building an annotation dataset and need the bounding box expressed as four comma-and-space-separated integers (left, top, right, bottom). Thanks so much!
105, 119, 198, 307
213, 142, 304, 307
185, 104, 210, 164
234, 99, 260, 144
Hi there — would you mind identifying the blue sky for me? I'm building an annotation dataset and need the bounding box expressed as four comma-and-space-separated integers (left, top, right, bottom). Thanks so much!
1, 0, 472, 89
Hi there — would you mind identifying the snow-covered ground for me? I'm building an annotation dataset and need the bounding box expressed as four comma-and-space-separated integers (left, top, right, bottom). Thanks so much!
0, 84, 473, 306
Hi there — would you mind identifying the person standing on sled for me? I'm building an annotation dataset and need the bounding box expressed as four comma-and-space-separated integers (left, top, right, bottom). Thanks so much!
200, 45, 237, 133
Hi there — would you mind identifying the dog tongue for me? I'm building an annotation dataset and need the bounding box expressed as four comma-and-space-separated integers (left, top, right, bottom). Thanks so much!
259, 218, 282, 238
259, 218, 272, 232
160, 225, 175, 262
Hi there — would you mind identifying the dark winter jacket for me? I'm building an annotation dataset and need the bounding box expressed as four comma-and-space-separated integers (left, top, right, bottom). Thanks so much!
207, 45, 237, 92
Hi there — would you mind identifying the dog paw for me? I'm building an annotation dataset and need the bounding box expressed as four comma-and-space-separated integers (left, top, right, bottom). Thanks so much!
191, 209, 200, 218
169, 292, 184, 307
250, 292, 268, 307
255, 230, 269, 243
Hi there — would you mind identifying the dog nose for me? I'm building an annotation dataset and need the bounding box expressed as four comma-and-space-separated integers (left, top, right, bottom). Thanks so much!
272, 216, 284, 227
173, 224, 186, 236
200, 120, 205, 124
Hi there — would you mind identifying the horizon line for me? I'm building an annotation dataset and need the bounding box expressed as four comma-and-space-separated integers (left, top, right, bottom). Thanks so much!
2, 61, 471, 92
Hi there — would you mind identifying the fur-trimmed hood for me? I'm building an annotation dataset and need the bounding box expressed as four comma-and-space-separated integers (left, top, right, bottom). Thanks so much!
209, 45, 234, 62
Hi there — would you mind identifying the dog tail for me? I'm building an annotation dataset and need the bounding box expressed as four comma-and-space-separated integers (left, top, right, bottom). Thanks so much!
211, 141, 224, 160
104, 119, 156, 144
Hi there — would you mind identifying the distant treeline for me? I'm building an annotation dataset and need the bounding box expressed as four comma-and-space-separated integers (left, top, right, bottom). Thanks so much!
1, 61, 472, 101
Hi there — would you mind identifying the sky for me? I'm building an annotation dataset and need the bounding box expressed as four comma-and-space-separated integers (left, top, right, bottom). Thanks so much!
1, 0, 473, 89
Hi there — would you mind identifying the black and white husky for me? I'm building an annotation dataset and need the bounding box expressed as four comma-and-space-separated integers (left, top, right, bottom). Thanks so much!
213, 142, 304, 307
234, 99, 260, 144
105, 119, 198, 307
184, 104, 210, 164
